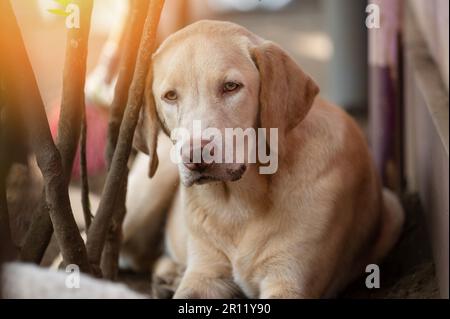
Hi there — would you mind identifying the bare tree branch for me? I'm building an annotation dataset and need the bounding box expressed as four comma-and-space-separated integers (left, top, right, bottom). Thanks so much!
20, 0, 94, 264
105, 0, 151, 165
0, 177, 12, 256
0, 0, 91, 272
58, 0, 94, 182
86, 0, 165, 269
100, 177, 127, 279
101, 0, 151, 280
80, 107, 92, 230
0, 145, 12, 256
0, 94, 14, 259
19, 201, 52, 263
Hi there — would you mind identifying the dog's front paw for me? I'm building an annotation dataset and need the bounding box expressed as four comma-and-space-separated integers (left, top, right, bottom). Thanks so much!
151, 256, 184, 299
173, 275, 243, 299
173, 288, 204, 299
151, 271, 182, 299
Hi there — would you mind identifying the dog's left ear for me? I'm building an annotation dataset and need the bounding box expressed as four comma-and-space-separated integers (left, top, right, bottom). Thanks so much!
133, 74, 159, 178
252, 41, 319, 133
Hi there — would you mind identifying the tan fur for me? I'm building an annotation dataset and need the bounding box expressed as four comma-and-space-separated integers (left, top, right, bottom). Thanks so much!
121, 134, 178, 272
128, 20, 404, 298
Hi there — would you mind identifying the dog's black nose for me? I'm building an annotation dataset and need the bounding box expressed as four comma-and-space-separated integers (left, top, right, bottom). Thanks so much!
182, 139, 214, 172
183, 161, 210, 172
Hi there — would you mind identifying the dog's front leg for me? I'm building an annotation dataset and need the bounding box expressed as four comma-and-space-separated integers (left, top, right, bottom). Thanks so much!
259, 281, 313, 299
257, 245, 340, 299
259, 273, 322, 299
173, 238, 240, 299
173, 270, 239, 299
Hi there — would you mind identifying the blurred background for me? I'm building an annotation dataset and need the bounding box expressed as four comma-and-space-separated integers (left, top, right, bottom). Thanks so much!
11, 0, 368, 112
7, 0, 449, 298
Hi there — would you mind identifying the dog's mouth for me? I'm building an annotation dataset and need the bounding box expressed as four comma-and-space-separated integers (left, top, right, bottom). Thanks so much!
193, 175, 221, 185
186, 165, 247, 186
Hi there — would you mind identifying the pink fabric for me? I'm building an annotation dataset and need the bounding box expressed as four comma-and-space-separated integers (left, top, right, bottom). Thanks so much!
48, 100, 109, 179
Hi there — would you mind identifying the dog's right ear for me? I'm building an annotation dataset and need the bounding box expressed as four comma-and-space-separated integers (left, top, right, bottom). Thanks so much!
133, 74, 159, 178
251, 41, 319, 133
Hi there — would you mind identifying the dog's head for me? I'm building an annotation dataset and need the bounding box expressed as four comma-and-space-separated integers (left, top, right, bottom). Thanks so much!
135, 20, 319, 186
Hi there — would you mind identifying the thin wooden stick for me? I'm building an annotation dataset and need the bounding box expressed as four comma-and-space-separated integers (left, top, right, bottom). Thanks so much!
100, 177, 127, 279
101, 0, 151, 280
58, 0, 94, 183
105, 0, 150, 165
80, 107, 92, 230
59, 0, 94, 232
0, 0, 92, 272
20, 0, 94, 264
0, 84, 15, 290
0, 98, 14, 259
86, 0, 165, 269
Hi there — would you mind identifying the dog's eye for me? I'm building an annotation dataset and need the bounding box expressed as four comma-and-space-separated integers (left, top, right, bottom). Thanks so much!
223, 82, 241, 93
163, 90, 178, 102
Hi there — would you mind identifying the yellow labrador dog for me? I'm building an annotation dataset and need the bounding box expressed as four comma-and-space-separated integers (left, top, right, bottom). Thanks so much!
127, 20, 404, 298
